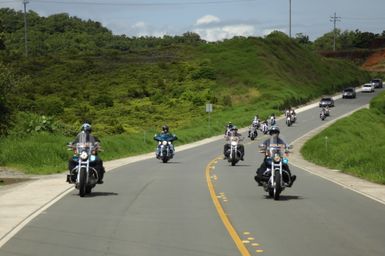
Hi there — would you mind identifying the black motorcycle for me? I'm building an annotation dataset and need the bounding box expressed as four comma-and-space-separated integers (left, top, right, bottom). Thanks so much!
154, 134, 177, 163
258, 144, 293, 200
67, 142, 101, 197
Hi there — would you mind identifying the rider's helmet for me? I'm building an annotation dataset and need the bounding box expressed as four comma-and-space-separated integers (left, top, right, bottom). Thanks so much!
81, 123, 92, 133
228, 122, 233, 128
162, 125, 169, 133
269, 126, 280, 135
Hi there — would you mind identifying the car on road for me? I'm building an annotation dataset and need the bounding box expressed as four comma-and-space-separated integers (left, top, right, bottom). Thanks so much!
371, 79, 383, 88
319, 96, 335, 107
362, 83, 375, 93
342, 87, 356, 98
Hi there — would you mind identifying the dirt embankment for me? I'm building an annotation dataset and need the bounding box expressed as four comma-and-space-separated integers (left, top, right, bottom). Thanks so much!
362, 49, 385, 72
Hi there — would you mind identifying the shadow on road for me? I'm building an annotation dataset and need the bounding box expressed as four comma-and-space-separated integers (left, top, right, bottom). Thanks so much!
264, 195, 303, 201
81, 192, 119, 197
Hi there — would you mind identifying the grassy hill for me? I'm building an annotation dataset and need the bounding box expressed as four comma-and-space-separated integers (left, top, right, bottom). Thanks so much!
301, 91, 385, 184
0, 9, 371, 174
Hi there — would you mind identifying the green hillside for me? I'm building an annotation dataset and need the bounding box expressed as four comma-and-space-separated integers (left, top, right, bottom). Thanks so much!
0, 9, 371, 174
302, 91, 385, 184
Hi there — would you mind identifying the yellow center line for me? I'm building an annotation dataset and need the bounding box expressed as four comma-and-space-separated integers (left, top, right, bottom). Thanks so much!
205, 157, 251, 256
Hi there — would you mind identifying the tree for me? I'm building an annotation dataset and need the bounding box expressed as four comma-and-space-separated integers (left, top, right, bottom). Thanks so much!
0, 64, 19, 135
294, 33, 312, 45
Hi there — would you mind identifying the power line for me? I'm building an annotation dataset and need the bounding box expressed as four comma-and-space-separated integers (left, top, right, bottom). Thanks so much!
31, 0, 259, 6
343, 16, 385, 21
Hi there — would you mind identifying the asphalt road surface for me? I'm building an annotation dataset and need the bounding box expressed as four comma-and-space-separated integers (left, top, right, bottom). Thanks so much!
1, 89, 385, 256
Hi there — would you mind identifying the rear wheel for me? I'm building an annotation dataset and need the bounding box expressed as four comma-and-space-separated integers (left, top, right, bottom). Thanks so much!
79, 168, 87, 197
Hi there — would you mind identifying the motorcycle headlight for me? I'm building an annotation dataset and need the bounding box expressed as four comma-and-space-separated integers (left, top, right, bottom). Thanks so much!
162, 141, 168, 145
231, 141, 237, 146
273, 154, 281, 162
80, 151, 89, 160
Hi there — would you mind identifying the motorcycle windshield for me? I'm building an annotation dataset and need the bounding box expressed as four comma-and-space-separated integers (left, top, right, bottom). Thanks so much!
76, 132, 95, 152
268, 146, 284, 156
155, 134, 174, 142
78, 132, 88, 144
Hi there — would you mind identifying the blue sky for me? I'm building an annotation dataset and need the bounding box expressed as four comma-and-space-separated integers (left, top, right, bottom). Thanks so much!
1, 0, 385, 41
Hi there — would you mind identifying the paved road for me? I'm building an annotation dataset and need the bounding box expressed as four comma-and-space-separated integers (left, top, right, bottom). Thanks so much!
1, 89, 385, 256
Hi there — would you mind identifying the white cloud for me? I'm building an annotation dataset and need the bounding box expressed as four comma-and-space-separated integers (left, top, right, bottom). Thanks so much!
195, 15, 220, 26
194, 24, 256, 42
132, 21, 146, 29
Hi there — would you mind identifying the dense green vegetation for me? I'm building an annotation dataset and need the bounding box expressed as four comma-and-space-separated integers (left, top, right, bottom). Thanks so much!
302, 91, 385, 184
313, 29, 385, 51
0, 9, 371, 174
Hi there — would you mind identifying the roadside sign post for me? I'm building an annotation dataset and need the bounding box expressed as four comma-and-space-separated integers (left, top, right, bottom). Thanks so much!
325, 136, 328, 153
206, 103, 213, 131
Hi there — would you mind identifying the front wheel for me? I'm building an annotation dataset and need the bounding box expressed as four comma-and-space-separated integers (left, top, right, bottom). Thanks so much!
79, 168, 87, 197
273, 170, 282, 200
230, 151, 237, 166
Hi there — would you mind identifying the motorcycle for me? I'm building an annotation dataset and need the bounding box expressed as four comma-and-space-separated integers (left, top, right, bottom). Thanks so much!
286, 115, 292, 127
258, 144, 293, 200
248, 125, 258, 140
270, 116, 276, 126
225, 135, 243, 166
261, 123, 269, 134
154, 133, 177, 163
67, 141, 101, 197
320, 110, 326, 121
290, 113, 296, 123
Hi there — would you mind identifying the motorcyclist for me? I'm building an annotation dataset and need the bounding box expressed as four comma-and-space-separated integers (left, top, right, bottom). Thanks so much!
68, 123, 105, 184
320, 107, 327, 118
154, 125, 177, 158
260, 119, 269, 134
290, 108, 296, 122
254, 126, 296, 186
285, 109, 290, 118
224, 122, 234, 135
223, 126, 245, 160
248, 119, 259, 137
325, 106, 330, 116
270, 113, 276, 126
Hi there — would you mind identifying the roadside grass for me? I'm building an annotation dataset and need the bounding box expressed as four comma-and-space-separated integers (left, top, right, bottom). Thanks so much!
0, 102, 275, 175
301, 94, 385, 184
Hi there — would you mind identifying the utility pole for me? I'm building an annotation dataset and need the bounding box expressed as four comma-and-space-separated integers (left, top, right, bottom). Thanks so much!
330, 12, 341, 51
23, 0, 29, 57
289, 0, 291, 38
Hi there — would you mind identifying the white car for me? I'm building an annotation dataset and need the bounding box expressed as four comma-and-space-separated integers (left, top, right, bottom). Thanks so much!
362, 83, 374, 93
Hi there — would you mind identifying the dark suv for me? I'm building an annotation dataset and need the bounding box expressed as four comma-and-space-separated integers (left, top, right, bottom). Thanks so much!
342, 87, 356, 98
371, 79, 383, 88
319, 97, 335, 107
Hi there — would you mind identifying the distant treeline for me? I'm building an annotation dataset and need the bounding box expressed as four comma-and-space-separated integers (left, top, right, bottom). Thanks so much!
0, 8, 203, 56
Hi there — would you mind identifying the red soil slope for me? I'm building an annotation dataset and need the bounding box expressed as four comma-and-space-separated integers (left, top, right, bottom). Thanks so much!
362, 49, 385, 72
